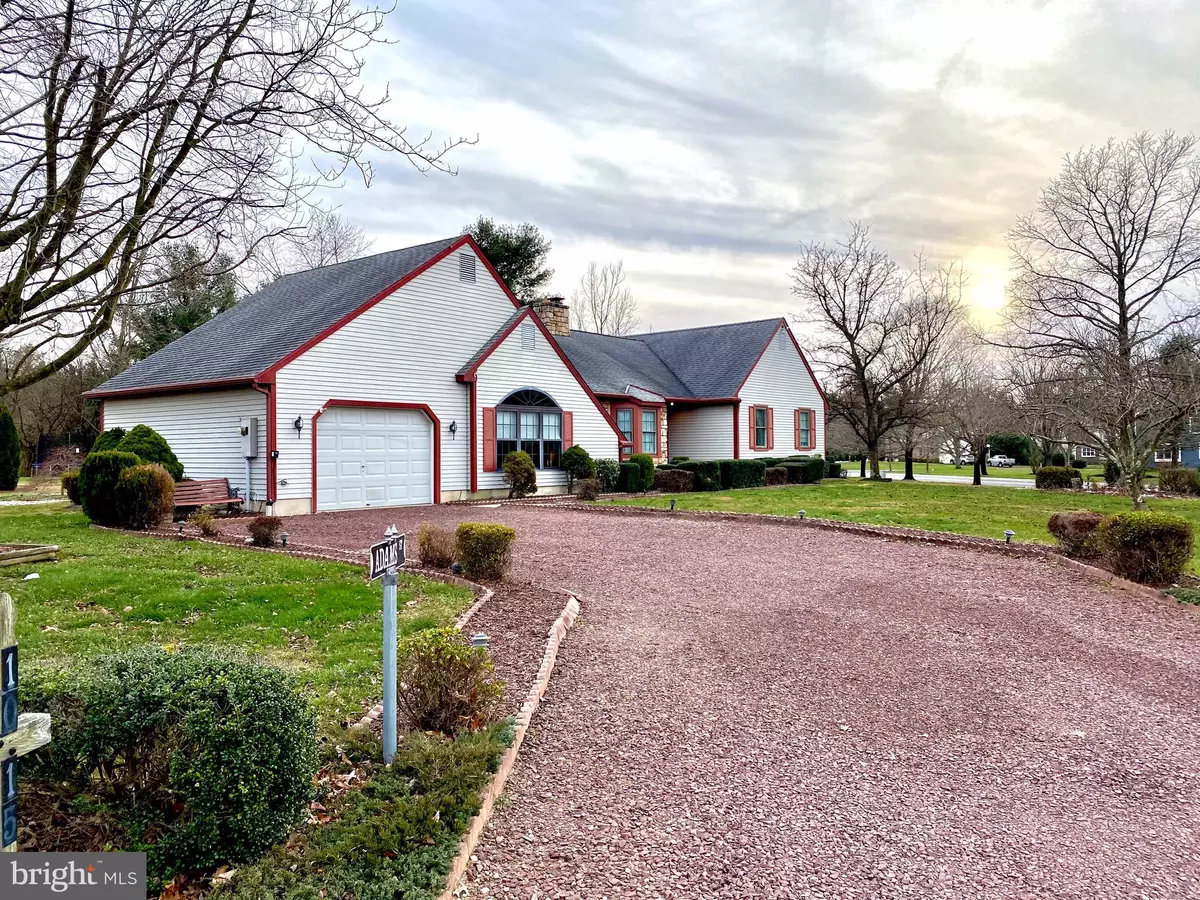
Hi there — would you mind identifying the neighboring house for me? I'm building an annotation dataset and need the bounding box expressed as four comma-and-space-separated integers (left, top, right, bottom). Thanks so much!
87, 236, 826, 514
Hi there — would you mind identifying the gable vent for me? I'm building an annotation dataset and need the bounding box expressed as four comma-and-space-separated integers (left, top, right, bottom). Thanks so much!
458, 253, 476, 282
521, 321, 536, 350
777, 328, 789, 350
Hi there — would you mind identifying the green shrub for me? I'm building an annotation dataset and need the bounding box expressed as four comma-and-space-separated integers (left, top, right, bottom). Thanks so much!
630, 453, 656, 490
782, 456, 826, 484
212, 725, 511, 900
653, 469, 695, 493
1097, 511, 1194, 585
1070, 458, 1088, 470
248, 514, 283, 546
455, 522, 516, 580
1035, 466, 1080, 490
78, 451, 143, 525
825, 460, 842, 479
114, 463, 175, 529
676, 460, 722, 491
188, 505, 220, 536
576, 478, 600, 501
25, 648, 318, 884
90, 427, 127, 454
765, 466, 789, 486
1047, 510, 1106, 558
595, 458, 621, 492
617, 461, 645, 492
0, 407, 19, 490
1157, 466, 1200, 495
115, 424, 183, 480
1048, 450, 1068, 467
668, 456, 690, 464
728, 459, 766, 489
561, 445, 595, 492
396, 627, 503, 736
416, 523, 456, 568
61, 471, 82, 504
1104, 459, 1121, 486
501, 450, 537, 498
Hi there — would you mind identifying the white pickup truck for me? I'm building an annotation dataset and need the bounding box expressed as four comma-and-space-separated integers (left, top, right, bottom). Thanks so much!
986, 454, 1016, 468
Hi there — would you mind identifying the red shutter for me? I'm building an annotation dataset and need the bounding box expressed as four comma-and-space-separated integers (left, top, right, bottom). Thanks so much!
563, 411, 573, 448
748, 406, 757, 450
483, 407, 496, 471
794, 408, 801, 450
766, 408, 774, 450
808, 408, 817, 450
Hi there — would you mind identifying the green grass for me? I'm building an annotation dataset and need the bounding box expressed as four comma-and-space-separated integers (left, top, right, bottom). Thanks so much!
615, 478, 1200, 571
872, 461, 1113, 481
0, 504, 472, 727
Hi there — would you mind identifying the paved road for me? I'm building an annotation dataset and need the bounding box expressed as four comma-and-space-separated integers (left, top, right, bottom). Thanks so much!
252, 506, 1200, 899
847, 470, 1038, 488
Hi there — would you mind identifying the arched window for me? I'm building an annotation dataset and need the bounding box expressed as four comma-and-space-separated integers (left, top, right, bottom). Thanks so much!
496, 389, 563, 469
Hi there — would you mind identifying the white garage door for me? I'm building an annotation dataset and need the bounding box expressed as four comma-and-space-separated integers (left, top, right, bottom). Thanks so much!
315, 406, 433, 510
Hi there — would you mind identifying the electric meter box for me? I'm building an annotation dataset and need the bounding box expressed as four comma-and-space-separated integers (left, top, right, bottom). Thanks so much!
239, 417, 259, 459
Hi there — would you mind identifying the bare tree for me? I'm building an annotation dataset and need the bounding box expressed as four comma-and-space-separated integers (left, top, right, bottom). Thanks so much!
0, 0, 469, 394
791, 223, 965, 479
941, 340, 1016, 486
1000, 132, 1200, 508
258, 210, 373, 280
570, 260, 639, 336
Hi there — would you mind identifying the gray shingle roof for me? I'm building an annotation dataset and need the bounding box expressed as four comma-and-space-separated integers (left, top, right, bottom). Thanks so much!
90, 236, 464, 395
557, 319, 783, 400
456, 308, 528, 378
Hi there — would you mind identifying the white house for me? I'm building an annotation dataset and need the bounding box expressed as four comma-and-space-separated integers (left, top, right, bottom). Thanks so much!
88, 235, 826, 514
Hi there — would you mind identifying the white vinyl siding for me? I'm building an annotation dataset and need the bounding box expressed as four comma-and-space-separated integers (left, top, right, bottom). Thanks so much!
476, 325, 617, 491
738, 326, 825, 457
102, 389, 267, 503
667, 404, 734, 460
273, 247, 518, 503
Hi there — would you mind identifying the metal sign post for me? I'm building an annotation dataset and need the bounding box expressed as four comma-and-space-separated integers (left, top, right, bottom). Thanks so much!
1, 592, 52, 852
368, 528, 405, 765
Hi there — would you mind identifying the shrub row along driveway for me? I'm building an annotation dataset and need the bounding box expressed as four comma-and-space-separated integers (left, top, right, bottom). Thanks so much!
252, 505, 1200, 899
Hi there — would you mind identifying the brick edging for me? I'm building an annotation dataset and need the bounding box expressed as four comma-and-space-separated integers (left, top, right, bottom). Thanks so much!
547, 503, 1181, 605
437, 590, 582, 900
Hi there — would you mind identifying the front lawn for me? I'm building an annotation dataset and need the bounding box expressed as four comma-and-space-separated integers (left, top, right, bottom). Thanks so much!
615, 479, 1200, 570
2, 504, 472, 727
872, 461, 1113, 481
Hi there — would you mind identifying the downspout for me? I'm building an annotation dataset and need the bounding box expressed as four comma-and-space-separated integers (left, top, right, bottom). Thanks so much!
733, 400, 741, 459
468, 378, 478, 494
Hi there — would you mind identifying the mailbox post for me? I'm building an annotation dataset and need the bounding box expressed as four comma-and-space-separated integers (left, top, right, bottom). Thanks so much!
368, 528, 405, 765
1, 592, 51, 852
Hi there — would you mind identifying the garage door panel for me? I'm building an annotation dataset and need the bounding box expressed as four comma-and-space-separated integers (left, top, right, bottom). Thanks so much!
316, 406, 434, 511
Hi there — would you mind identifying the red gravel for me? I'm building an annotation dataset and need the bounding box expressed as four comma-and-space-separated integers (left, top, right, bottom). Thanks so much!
245, 505, 1200, 899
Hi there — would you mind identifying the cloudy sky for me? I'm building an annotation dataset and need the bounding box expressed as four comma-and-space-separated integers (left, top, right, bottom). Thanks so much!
327, 0, 1200, 332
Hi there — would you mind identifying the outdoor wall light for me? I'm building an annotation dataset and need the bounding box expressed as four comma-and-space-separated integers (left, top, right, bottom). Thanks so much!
1004, 529, 1015, 544
449, 420, 457, 438
293, 416, 303, 436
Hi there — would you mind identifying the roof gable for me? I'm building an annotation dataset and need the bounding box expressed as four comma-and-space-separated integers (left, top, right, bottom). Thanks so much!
90, 236, 488, 397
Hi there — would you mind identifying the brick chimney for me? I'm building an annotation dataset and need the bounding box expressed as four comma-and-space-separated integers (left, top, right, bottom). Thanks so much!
529, 295, 570, 337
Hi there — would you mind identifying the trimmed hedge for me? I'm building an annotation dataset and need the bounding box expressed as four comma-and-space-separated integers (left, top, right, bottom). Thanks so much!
90, 427, 126, 454
781, 456, 825, 484
78, 451, 143, 526
115, 424, 184, 480
1097, 511, 1194, 585
676, 460, 721, 491
1035, 466, 1080, 490
61, 471, 82, 504
562, 445, 595, 492
114, 463, 175, 529
653, 469, 695, 493
630, 453, 656, 490
727, 459, 766, 489
456, 522, 515, 580
1047, 510, 1105, 558
502, 450, 537, 498
617, 461, 645, 492
765, 466, 789, 486
825, 460, 842, 479
24, 648, 318, 885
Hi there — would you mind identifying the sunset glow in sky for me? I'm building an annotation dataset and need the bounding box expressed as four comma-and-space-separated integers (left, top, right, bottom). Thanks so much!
328, 0, 1200, 331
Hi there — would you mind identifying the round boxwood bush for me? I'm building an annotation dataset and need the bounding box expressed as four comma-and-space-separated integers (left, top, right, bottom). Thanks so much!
78, 451, 143, 525
1097, 511, 1194, 585
1047, 510, 1105, 558
1048, 450, 1068, 467
89, 426, 127, 455
630, 453, 656, 490
455, 522, 516, 580
114, 463, 175, 529
0, 406, 19, 491
1034, 465, 1080, 490
561, 445, 596, 492
501, 450, 537, 498
23, 648, 318, 884
115, 424, 184, 480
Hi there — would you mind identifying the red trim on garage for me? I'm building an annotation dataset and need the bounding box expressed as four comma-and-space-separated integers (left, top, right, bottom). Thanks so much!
469, 381, 479, 493
310, 400, 442, 513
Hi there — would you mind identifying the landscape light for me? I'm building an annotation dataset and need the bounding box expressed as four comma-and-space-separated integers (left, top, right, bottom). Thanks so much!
1004, 529, 1015, 544
797, 510, 806, 520
176, 522, 184, 535
470, 633, 489, 648
669, 499, 676, 510
281, 532, 289, 547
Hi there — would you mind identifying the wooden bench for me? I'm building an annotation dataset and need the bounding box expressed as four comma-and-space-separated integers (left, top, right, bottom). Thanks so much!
174, 478, 244, 513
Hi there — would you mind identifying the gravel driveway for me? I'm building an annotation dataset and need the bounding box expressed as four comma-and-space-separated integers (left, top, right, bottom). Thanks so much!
237, 505, 1200, 899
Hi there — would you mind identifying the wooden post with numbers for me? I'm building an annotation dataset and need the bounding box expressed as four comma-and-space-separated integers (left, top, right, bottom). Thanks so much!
1, 591, 51, 852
